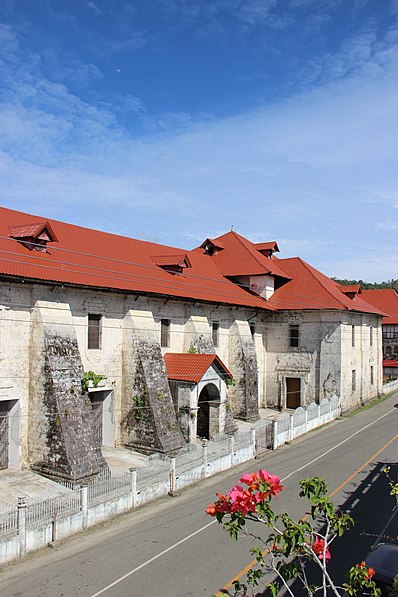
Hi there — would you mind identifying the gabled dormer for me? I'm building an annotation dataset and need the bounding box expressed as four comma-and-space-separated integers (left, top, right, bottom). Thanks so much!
338, 284, 362, 300
254, 241, 280, 258
152, 254, 191, 275
9, 221, 58, 252
199, 238, 224, 257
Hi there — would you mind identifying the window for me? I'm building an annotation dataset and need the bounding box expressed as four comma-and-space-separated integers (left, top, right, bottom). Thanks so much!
289, 324, 300, 348
161, 318, 170, 347
370, 366, 374, 385
352, 369, 356, 392
212, 322, 219, 347
370, 326, 373, 347
88, 314, 102, 349
249, 323, 256, 337
351, 325, 355, 348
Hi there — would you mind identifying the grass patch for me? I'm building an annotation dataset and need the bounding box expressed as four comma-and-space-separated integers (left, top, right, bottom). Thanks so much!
344, 392, 393, 417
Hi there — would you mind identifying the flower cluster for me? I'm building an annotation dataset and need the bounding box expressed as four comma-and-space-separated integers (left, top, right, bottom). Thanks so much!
205, 470, 283, 517
355, 561, 376, 580
311, 537, 331, 561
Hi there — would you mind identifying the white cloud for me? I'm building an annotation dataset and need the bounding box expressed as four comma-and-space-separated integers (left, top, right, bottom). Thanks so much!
0, 8, 397, 280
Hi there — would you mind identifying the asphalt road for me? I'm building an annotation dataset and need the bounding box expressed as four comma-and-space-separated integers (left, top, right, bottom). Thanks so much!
0, 393, 397, 597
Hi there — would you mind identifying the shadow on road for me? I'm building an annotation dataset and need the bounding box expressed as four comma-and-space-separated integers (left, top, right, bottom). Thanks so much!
217, 460, 398, 596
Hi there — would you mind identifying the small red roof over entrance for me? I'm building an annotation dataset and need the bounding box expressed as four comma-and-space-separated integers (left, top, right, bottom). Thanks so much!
164, 353, 233, 383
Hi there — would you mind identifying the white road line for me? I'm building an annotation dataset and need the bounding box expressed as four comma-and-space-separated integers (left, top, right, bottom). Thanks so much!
281, 408, 396, 482
90, 521, 216, 597
90, 406, 397, 596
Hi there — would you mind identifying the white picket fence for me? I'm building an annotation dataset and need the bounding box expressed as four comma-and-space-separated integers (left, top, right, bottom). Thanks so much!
266, 395, 341, 450
383, 378, 398, 395
0, 431, 255, 565
0, 396, 343, 565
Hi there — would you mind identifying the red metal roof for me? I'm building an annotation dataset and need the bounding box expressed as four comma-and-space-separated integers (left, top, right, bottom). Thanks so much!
338, 284, 362, 295
9, 221, 58, 242
152, 254, 191, 268
267, 258, 385, 315
164, 353, 233, 383
362, 289, 398, 324
254, 241, 279, 254
0, 207, 272, 310
197, 231, 291, 279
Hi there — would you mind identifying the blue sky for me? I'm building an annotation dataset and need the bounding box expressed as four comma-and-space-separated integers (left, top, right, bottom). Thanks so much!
0, 0, 397, 282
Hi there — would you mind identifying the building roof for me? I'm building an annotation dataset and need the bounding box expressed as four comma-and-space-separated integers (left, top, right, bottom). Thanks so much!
383, 360, 398, 368
338, 284, 362, 295
151, 254, 191, 268
254, 241, 280, 254
164, 353, 233, 383
0, 207, 386, 318
267, 257, 385, 315
361, 289, 398, 324
0, 207, 272, 310
196, 230, 291, 279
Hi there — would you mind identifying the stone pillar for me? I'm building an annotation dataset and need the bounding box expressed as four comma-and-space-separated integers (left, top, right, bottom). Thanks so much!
29, 300, 106, 482
121, 306, 184, 455
227, 320, 259, 421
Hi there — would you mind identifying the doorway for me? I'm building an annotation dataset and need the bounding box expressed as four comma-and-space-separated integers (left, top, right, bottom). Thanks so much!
0, 408, 9, 470
197, 383, 220, 439
286, 377, 301, 409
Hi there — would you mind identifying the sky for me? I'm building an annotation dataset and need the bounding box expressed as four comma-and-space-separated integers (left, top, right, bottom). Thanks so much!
0, 0, 397, 282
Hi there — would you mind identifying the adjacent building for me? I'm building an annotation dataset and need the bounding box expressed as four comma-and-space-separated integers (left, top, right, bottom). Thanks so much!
0, 207, 384, 480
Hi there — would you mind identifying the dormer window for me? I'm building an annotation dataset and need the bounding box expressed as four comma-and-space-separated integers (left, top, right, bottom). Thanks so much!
254, 241, 279, 258
338, 285, 362, 300
199, 238, 224, 256
9, 222, 58, 252
152, 254, 191, 275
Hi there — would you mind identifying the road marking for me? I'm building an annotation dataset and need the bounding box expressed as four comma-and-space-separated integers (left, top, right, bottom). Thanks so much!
217, 429, 398, 596
282, 408, 396, 482
90, 407, 397, 597
90, 521, 216, 597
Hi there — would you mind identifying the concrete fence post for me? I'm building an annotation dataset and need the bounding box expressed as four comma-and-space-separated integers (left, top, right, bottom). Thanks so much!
229, 436, 235, 467
202, 441, 208, 478
304, 407, 308, 434
80, 485, 88, 530
272, 419, 278, 450
129, 468, 138, 509
169, 457, 176, 496
289, 414, 294, 443
251, 428, 256, 459
17, 496, 27, 558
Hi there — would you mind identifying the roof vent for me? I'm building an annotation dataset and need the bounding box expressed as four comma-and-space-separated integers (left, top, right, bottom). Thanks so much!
152, 254, 191, 275
255, 241, 279, 257
200, 238, 224, 256
9, 222, 58, 252
338, 284, 362, 300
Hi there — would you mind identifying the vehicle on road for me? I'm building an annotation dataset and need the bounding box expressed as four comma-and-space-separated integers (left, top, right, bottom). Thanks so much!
365, 543, 398, 596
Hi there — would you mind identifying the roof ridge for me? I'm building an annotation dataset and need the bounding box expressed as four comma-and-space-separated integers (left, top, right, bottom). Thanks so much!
230, 231, 272, 271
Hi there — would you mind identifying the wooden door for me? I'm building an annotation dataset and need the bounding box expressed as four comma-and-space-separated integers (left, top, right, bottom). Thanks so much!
286, 378, 301, 409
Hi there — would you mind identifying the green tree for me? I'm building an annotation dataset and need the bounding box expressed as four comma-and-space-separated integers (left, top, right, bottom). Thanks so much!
206, 470, 380, 597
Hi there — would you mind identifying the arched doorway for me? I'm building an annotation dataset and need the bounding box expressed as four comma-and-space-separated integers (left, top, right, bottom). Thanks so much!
197, 383, 220, 439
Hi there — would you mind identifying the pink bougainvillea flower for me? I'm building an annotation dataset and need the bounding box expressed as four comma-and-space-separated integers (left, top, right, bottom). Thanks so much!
311, 537, 331, 560
239, 472, 260, 490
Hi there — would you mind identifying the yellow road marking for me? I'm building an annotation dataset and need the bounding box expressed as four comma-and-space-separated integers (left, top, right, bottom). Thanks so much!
215, 431, 398, 596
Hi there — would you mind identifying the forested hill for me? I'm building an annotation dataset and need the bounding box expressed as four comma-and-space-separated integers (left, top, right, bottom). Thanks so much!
332, 278, 398, 290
